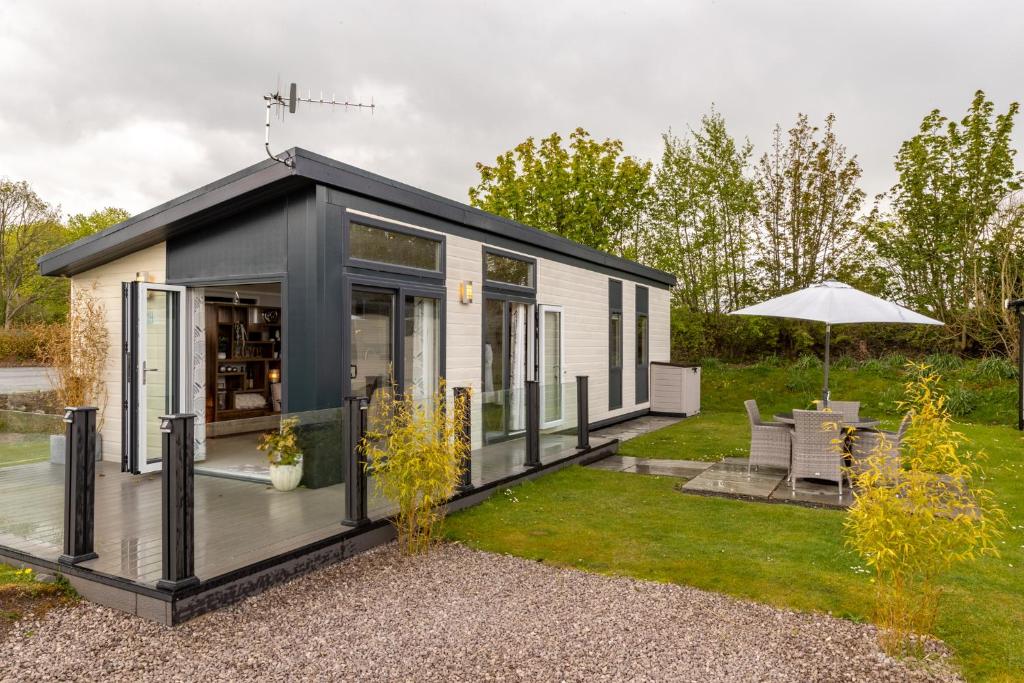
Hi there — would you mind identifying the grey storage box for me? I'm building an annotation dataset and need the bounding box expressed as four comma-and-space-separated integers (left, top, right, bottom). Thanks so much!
650, 362, 700, 416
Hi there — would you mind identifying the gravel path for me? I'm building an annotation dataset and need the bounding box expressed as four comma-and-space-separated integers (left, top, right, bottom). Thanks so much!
2, 543, 959, 682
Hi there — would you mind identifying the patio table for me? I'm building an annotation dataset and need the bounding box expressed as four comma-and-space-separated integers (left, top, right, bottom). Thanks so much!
772, 411, 879, 430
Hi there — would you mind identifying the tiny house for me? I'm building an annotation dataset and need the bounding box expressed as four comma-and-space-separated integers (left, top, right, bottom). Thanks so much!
38, 149, 675, 482
7, 149, 676, 622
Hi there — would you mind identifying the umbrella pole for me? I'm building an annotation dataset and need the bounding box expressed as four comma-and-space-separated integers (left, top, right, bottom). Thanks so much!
822, 323, 831, 407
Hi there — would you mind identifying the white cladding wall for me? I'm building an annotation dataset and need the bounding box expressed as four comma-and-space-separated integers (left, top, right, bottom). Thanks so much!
350, 210, 671, 447
68, 209, 669, 458
70, 243, 168, 462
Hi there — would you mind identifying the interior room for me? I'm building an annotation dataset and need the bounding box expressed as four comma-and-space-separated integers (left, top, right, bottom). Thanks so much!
197, 283, 283, 482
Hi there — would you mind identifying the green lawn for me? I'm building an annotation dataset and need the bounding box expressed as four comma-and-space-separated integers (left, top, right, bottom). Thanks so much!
0, 434, 50, 468
446, 414, 1024, 682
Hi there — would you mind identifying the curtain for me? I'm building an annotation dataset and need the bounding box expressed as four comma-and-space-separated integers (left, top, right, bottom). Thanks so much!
509, 302, 528, 431
408, 297, 437, 402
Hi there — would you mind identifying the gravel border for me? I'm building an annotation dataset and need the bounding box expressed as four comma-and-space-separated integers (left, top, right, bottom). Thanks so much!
1, 543, 960, 682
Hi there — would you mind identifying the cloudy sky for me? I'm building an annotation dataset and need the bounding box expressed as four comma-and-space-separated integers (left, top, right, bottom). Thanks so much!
1, 0, 1021, 218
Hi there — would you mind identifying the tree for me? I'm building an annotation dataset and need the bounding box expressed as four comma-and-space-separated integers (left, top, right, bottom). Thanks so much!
0, 179, 63, 328
468, 128, 653, 258
873, 91, 1022, 352
66, 207, 130, 241
649, 111, 758, 314
754, 114, 866, 295
0, 181, 130, 327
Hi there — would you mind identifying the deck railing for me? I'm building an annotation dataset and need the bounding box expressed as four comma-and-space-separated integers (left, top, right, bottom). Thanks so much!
31, 375, 595, 595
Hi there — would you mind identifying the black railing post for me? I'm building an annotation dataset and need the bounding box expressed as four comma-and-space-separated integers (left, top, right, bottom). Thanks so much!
525, 380, 540, 468
157, 414, 198, 591
576, 375, 590, 450
59, 406, 98, 565
343, 396, 370, 527
454, 387, 473, 491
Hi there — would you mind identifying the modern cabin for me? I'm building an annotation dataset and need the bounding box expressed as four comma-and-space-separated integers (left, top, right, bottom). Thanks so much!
1, 149, 675, 623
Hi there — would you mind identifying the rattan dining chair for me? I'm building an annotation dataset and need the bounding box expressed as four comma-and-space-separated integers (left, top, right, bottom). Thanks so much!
744, 399, 792, 475
849, 413, 910, 482
790, 409, 844, 493
814, 400, 861, 422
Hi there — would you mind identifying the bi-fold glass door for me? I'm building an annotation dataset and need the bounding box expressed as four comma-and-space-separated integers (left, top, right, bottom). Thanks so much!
122, 282, 188, 474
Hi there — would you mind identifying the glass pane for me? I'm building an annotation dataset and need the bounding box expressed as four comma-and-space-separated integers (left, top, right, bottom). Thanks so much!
637, 314, 649, 366
145, 289, 175, 466
610, 312, 623, 369
351, 290, 394, 410
349, 223, 440, 271
543, 310, 562, 422
485, 253, 533, 287
483, 299, 505, 441
404, 296, 440, 402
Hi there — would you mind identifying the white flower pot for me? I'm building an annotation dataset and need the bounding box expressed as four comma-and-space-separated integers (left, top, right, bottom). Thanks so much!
269, 462, 303, 491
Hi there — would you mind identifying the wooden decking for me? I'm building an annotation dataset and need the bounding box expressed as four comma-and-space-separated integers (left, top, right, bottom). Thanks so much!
0, 431, 601, 587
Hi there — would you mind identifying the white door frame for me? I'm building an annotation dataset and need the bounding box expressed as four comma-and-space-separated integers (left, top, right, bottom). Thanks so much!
537, 304, 565, 427
135, 283, 188, 473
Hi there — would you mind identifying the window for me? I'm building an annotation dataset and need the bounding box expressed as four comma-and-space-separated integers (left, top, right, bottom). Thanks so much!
484, 251, 534, 289
609, 279, 623, 410
636, 285, 649, 403
349, 222, 441, 272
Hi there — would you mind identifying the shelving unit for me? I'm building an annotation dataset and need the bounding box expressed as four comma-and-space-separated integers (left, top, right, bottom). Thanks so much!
205, 302, 282, 423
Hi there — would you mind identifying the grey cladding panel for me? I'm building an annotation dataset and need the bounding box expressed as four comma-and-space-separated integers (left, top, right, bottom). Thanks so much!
167, 198, 289, 281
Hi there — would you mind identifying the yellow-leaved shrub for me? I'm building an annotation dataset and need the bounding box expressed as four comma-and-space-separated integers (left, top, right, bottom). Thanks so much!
363, 381, 470, 555
844, 363, 1005, 655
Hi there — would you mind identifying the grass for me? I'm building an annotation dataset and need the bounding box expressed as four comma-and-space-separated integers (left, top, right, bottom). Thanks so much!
0, 564, 76, 638
446, 364, 1024, 681
0, 434, 50, 468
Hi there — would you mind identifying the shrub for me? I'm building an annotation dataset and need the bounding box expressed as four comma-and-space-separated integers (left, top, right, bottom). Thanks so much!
363, 382, 471, 555
973, 355, 1017, 381
943, 383, 976, 417
844, 365, 1005, 656
923, 352, 963, 373
0, 327, 45, 362
792, 353, 823, 371
35, 285, 109, 427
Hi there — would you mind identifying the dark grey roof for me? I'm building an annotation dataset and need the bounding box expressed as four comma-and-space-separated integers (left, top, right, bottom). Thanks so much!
38, 148, 676, 287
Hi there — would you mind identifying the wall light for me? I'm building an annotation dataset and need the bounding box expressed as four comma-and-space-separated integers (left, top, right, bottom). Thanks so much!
268, 368, 281, 383
458, 281, 474, 305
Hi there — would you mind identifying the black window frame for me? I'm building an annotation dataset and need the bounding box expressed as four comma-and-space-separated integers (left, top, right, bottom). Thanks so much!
635, 285, 649, 404
343, 212, 446, 283
609, 279, 623, 411
482, 246, 537, 296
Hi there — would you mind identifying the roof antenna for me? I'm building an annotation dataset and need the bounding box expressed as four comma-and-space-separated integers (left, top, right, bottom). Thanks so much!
263, 81, 376, 167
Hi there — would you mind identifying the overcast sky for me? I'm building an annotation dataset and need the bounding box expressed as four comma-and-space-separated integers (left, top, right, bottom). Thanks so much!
1, 0, 1021, 219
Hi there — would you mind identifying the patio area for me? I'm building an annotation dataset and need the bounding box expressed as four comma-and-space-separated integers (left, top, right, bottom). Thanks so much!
0, 427, 620, 589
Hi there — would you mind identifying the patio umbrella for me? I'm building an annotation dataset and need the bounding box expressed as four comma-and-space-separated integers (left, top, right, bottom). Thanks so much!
729, 280, 943, 405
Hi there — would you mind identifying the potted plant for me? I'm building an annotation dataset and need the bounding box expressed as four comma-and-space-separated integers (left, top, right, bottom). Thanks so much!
259, 417, 303, 491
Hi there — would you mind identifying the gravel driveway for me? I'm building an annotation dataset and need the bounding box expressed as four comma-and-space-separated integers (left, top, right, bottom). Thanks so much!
2, 543, 959, 682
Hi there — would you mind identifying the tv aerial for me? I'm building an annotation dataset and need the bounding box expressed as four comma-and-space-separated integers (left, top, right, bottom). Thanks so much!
263, 81, 375, 167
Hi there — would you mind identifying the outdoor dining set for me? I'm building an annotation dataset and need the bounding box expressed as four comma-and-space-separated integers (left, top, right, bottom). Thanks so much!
744, 399, 909, 494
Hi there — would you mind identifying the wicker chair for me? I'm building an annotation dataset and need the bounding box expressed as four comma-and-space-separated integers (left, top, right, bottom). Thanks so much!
745, 399, 792, 475
849, 413, 910, 481
815, 400, 861, 422
791, 409, 844, 493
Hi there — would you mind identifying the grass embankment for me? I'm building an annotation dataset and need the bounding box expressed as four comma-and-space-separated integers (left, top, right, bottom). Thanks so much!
619, 355, 1017, 462
447, 361, 1023, 682
0, 565, 75, 639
